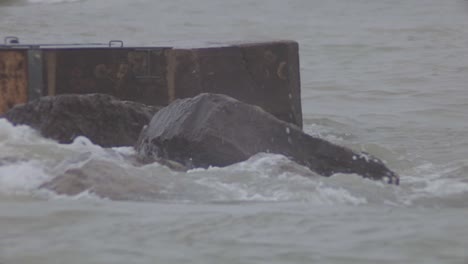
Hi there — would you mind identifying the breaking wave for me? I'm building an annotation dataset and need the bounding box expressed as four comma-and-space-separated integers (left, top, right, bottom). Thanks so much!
1, 118, 467, 207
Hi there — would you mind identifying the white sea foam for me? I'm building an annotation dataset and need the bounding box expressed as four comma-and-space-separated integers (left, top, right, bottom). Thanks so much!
0, 120, 434, 205
0, 119, 44, 144
0, 161, 51, 196
399, 161, 468, 206
185, 154, 370, 205
1, 116, 467, 207
6, 149, 374, 205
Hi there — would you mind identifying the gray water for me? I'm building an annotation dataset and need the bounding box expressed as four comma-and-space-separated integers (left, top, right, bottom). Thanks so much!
1, 0, 468, 263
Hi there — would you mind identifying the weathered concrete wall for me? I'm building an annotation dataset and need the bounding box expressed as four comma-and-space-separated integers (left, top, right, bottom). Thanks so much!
0, 41, 302, 127
0, 51, 28, 114
166, 41, 302, 127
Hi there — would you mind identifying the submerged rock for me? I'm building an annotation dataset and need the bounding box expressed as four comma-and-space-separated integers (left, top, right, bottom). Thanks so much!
136, 93, 399, 184
40, 159, 163, 201
2, 93, 160, 147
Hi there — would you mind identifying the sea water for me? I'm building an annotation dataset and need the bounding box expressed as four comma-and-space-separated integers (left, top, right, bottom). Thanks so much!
1, 0, 468, 263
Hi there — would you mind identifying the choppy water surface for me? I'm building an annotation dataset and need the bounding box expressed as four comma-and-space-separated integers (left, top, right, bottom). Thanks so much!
1, 0, 468, 263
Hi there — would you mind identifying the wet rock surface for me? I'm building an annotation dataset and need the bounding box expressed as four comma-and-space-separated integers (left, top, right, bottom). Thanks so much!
2, 93, 160, 147
136, 93, 399, 184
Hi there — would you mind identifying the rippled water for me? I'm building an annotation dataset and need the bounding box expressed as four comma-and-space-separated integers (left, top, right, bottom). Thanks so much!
1, 0, 468, 263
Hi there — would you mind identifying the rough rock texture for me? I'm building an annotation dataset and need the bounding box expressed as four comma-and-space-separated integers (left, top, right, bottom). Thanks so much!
2, 93, 160, 147
136, 93, 399, 184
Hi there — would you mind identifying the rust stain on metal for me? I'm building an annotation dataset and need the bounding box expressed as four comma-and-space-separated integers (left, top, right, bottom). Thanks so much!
165, 49, 201, 102
45, 51, 57, 96
0, 51, 28, 114
127, 51, 148, 76
51, 49, 168, 106
165, 50, 177, 102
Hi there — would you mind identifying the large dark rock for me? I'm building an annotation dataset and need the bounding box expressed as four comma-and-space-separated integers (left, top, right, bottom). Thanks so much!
2, 93, 160, 147
136, 93, 399, 184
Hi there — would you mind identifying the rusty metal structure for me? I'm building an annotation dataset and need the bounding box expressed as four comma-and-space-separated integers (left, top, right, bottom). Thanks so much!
0, 37, 302, 127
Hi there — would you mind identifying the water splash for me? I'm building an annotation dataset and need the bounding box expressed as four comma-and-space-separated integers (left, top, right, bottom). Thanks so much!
1, 118, 467, 207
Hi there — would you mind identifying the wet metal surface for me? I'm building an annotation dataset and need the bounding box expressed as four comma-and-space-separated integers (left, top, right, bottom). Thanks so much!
49, 48, 169, 106
27, 49, 43, 101
0, 40, 301, 127
0, 50, 28, 114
